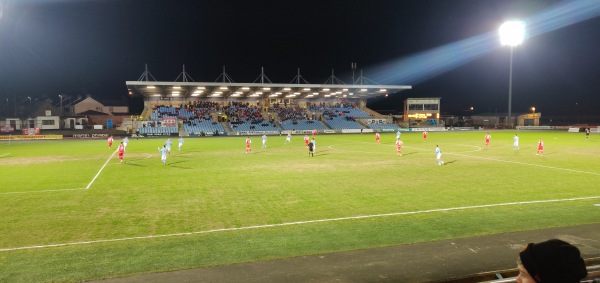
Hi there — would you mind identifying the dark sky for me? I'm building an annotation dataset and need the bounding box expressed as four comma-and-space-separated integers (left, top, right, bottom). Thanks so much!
1, 0, 599, 116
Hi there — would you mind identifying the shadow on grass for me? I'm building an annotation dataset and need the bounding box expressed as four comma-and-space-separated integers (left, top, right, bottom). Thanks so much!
124, 163, 146, 167
444, 160, 457, 165
167, 160, 189, 166
169, 165, 192, 169
171, 154, 195, 158
399, 152, 417, 156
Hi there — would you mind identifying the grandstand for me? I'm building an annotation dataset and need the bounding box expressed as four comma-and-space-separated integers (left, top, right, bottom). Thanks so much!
136, 100, 407, 136
126, 67, 412, 136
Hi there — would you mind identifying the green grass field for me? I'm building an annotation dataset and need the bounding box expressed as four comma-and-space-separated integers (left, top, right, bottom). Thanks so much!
0, 131, 599, 282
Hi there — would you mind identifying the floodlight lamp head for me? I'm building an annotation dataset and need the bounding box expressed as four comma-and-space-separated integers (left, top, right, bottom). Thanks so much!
499, 20, 526, 46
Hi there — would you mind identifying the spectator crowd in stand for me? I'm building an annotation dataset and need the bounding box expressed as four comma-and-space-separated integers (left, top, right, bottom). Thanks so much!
143, 101, 377, 131
272, 104, 309, 122
224, 102, 276, 129
307, 102, 359, 122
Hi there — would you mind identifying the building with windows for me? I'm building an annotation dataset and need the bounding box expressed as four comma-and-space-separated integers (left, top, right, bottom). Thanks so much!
403, 98, 441, 127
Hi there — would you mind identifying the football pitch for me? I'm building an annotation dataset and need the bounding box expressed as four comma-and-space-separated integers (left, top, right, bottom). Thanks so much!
1, 131, 599, 282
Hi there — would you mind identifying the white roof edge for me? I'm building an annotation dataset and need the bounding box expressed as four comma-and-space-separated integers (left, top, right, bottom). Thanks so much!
126, 81, 412, 90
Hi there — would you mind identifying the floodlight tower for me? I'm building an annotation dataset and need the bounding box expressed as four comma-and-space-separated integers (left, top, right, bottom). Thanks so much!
499, 20, 525, 129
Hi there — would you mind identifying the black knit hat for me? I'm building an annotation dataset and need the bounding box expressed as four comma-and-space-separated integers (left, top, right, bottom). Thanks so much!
519, 239, 588, 283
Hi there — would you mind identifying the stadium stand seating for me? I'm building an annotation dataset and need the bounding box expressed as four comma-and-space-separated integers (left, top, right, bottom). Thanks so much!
310, 104, 367, 130
179, 102, 226, 134
322, 117, 363, 129
367, 123, 400, 130
226, 102, 279, 132
279, 119, 327, 131
139, 102, 226, 135
137, 125, 178, 135
141, 101, 396, 134
229, 121, 279, 132
271, 104, 327, 131
183, 119, 225, 135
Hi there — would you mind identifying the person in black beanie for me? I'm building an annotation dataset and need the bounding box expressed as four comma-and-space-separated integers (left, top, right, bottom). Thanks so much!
517, 239, 588, 283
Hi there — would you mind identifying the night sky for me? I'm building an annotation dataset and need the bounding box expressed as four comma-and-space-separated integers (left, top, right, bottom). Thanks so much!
1, 0, 599, 116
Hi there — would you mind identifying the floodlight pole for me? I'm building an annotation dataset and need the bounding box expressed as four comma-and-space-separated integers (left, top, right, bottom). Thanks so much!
59, 94, 63, 116
500, 20, 525, 129
508, 46, 514, 129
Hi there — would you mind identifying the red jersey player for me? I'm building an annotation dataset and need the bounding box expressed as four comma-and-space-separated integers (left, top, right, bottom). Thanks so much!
423, 130, 428, 141
537, 139, 544, 156
107, 136, 114, 148
312, 129, 317, 137
485, 132, 491, 149
245, 136, 252, 154
117, 141, 125, 163
304, 135, 309, 148
396, 139, 403, 156
375, 132, 381, 144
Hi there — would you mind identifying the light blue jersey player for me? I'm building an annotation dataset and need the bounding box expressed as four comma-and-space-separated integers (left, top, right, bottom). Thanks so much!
123, 137, 129, 150
178, 137, 184, 151
435, 145, 444, 165
158, 145, 168, 165
513, 134, 519, 150
262, 134, 267, 148
165, 138, 173, 154
396, 130, 401, 140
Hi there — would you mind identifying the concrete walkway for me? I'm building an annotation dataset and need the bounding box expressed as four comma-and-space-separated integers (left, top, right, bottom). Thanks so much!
95, 223, 600, 283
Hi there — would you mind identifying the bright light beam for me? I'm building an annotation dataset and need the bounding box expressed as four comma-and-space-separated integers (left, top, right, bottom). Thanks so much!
369, 0, 600, 85
369, 32, 497, 85
527, 0, 600, 37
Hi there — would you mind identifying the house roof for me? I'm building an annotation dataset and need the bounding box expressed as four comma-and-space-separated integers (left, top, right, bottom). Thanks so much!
78, 110, 109, 116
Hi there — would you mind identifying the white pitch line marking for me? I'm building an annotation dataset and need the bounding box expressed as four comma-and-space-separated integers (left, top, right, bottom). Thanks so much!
1, 195, 598, 252
450, 152, 600, 176
405, 142, 599, 176
0, 150, 117, 194
85, 149, 118, 190
0, 153, 11, 157
0, 151, 119, 194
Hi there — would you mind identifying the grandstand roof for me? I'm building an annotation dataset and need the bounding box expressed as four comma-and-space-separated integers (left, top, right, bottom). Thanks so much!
126, 81, 412, 100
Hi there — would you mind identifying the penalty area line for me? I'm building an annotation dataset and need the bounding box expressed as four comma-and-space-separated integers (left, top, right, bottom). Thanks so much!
450, 152, 600, 176
85, 149, 118, 190
1, 195, 598, 252
0, 153, 10, 157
